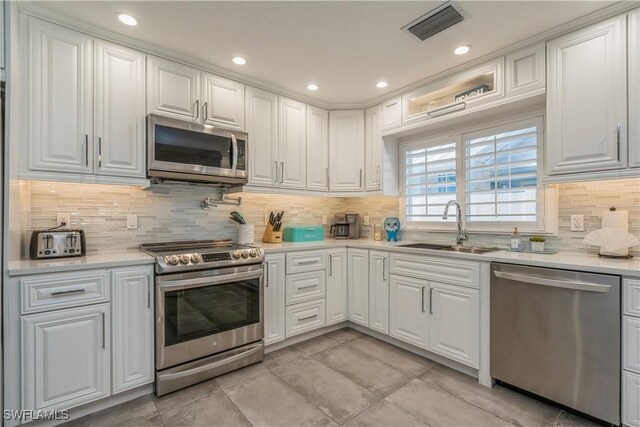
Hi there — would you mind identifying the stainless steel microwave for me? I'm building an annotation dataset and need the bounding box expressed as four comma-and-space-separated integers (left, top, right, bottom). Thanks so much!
147, 114, 248, 186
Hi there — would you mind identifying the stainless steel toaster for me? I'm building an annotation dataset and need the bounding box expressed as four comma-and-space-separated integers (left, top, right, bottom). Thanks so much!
29, 230, 87, 259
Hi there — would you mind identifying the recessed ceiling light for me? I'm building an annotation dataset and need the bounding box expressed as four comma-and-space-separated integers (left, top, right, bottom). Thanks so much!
454, 45, 471, 55
376, 81, 388, 88
116, 13, 138, 26
232, 56, 247, 65
307, 84, 319, 91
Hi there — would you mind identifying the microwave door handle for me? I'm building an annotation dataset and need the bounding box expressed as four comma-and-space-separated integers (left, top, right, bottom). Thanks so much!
158, 270, 262, 292
231, 134, 238, 173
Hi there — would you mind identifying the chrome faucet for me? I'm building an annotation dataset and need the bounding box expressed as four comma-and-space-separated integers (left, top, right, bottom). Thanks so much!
442, 200, 468, 246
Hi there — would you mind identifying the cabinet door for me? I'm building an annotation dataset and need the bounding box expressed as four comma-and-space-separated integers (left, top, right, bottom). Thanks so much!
278, 97, 307, 189
624, 371, 640, 427
202, 73, 245, 130
428, 282, 479, 368
246, 87, 278, 186
147, 56, 201, 121
306, 106, 329, 191
389, 274, 428, 349
347, 248, 369, 326
546, 15, 627, 174
382, 97, 402, 131
329, 110, 365, 191
629, 8, 640, 168
505, 43, 546, 96
369, 251, 389, 334
326, 248, 348, 325
112, 267, 153, 394
94, 41, 146, 178
28, 18, 93, 174
22, 304, 110, 410
264, 254, 286, 345
365, 105, 383, 191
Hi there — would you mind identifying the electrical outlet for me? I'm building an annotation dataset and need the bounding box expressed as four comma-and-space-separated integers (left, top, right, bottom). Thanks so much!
571, 215, 584, 231
321, 215, 327, 225
56, 213, 70, 229
127, 214, 138, 229
364, 215, 370, 226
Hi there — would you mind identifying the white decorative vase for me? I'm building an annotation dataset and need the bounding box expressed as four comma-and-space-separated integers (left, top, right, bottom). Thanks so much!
531, 241, 545, 252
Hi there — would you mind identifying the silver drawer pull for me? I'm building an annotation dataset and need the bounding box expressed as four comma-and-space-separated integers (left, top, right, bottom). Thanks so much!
51, 288, 87, 297
297, 282, 318, 289
298, 313, 318, 321
296, 260, 319, 265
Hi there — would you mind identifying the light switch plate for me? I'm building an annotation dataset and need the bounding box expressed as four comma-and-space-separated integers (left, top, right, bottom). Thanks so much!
364, 216, 370, 226
570, 215, 584, 231
321, 215, 328, 225
56, 213, 70, 229
127, 214, 138, 229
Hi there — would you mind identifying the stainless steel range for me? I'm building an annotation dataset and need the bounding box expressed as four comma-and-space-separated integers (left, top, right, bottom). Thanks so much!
141, 240, 265, 396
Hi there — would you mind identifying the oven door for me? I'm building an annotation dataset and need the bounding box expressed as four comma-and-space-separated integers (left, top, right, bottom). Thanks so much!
156, 264, 263, 370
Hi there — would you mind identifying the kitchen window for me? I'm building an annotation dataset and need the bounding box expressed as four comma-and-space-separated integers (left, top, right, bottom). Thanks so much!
401, 116, 554, 233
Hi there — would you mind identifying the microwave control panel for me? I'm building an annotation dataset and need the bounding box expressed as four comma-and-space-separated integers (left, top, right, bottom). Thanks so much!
236, 141, 246, 171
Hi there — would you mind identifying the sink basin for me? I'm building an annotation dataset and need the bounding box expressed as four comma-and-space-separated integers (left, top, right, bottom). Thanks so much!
440, 246, 500, 254
397, 243, 452, 250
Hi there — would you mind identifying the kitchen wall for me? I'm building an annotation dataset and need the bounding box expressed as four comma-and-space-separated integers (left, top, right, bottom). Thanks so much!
22, 178, 640, 257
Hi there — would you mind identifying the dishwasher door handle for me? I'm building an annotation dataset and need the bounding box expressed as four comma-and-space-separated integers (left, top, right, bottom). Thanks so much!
493, 270, 612, 293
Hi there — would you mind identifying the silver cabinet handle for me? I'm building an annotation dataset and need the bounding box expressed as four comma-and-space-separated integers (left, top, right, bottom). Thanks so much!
147, 273, 151, 309
98, 137, 102, 168
382, 258, 386, 281
101, 312, 106, 349
429, 287, 433, 315
195, 100, 200, 121
376, 165, 381, 186
265, 262, 269, 288
493, 270, 612, 293
386, 101, 398, 107
328, 254, 333, 277
421, 286, 425, 313
273, 161, 278, 183
616, 124, 621, 160
325, 167, 329, 189
203, 101, 208, 121
359, 169, 363, 188
299, 313, 318, 321
426, 101, 466, 117
85, 135, 89, 166
280, 162, 285, 184
296, 260, 319, 265
51, 288, 86, 297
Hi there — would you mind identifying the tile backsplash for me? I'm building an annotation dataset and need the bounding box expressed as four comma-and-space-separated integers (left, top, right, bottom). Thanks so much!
22, 178, 640, 257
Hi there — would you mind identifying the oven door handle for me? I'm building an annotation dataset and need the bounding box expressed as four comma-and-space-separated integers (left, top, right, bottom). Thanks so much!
158, 270, 262, 292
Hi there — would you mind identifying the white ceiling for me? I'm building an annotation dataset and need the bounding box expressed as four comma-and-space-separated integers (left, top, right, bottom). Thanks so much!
32, 1, 615, 104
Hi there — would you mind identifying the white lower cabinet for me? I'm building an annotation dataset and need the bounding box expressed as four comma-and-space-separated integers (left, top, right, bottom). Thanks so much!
326, 248, 348, 325
389, 274, 428, 349
111, 267, 154, 394
22, 304, 111, 411
347, 248, 369, 326
369, 251, 389, 334
264, 253, 286, 345
286, 270, 326, 305
624, 370, 640, 427
285, 299, 326, 338
428, 281, 479, 368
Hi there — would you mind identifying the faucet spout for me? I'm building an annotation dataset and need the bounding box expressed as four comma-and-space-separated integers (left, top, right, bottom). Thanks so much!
442, 200, 468, 246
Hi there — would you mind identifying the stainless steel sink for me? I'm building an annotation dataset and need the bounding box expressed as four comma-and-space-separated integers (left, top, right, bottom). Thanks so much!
440, 246, 500, 254
397, 243, 452, 250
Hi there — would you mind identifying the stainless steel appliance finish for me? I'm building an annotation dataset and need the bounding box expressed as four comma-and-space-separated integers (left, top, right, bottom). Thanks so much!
143, 240, 264, 396
330, 213, 361, 239
442, 200, 468, 246
29, 229, 86, 259
147, 114, 248, 187
490, 263, 620, 425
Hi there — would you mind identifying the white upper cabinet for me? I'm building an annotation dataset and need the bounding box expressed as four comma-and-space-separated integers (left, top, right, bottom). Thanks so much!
546, 15, 628, 174
505, 43, 546, 96
306, 106, 329, 191
329, 110, 365, 192
365, 105, 383, 192
629, 8, 640, 168
381, 97, 402, 131
278, 97, 307, 189
326, 248, 348, 325
264, 253, 286, 345
27, 18, 94, 174
246, 87, 279, 186
389, 274, 428, 349
369, 251, 389, 335
202, 73, 245, 130
347, 248, 369, 326
94, 41, 146, 178
147, 55, 201, 121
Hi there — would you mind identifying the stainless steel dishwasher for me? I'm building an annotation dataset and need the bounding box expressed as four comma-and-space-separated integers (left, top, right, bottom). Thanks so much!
490, 262, 620, 425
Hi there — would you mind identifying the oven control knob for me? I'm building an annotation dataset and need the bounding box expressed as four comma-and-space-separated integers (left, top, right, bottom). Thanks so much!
249, 249, 258, 258
232, 250, 242, 259
191, 254, 201, 263
241, 250, 250, 259
179, 255, 190, 264
166, 255, 179, 266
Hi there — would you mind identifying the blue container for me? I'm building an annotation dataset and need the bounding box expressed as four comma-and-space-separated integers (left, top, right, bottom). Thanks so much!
283, 225, 324, 242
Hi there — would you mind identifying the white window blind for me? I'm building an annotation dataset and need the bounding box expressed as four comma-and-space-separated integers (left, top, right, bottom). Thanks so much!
404, 140, 457, 222
464, 118, 541, 224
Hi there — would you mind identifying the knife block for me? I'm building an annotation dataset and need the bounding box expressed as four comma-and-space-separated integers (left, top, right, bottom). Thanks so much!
262, 224, 283, 243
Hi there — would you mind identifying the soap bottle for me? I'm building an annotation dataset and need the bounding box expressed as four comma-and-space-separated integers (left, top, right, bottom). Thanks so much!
510, 227, 522, 250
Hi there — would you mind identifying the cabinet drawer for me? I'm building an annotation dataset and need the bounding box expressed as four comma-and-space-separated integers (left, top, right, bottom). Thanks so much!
285, 299, 326, 338
623, 370, 640, 427
624, 316, 640, 374
624, 279, 640, 317
21, 270, 110, 314
286, 270, 326, 305
390, 254, 480, 288
286, 250, 327, 274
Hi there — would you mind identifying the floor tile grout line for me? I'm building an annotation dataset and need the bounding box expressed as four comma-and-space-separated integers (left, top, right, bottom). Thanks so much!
215, 382, 256, 427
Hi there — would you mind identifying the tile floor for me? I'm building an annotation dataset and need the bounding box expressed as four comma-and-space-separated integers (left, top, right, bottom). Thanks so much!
66, 328, 602, 427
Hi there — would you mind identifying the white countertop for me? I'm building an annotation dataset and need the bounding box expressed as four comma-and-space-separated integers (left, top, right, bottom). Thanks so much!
8, 251, 154, 276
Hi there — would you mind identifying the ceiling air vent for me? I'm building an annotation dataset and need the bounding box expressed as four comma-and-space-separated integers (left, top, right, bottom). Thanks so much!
402, 3, 464, 42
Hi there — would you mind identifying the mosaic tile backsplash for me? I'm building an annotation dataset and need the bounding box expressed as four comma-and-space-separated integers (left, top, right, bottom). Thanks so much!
22, 178, 640, 256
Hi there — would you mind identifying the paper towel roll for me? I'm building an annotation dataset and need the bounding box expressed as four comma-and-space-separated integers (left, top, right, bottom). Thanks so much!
602, 210, 628, 231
